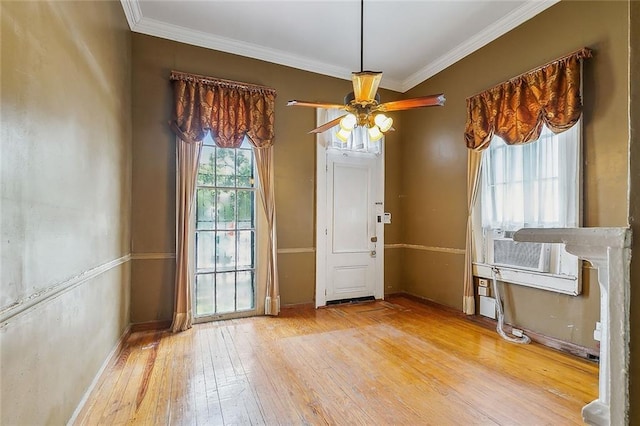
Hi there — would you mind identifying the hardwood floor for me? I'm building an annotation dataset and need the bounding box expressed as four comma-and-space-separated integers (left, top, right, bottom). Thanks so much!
74, 295, 598, 425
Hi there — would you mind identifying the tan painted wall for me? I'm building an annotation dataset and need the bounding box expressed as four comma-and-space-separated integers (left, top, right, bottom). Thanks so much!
0, 1, 131, 423
400, 1, 629, 350
130, 34, 403, 320
628, 1, 639, 423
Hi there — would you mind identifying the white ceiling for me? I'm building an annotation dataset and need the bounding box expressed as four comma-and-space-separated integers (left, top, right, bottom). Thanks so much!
121, 0, 559, 93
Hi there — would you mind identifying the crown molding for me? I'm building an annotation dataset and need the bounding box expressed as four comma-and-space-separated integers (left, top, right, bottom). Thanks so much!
120, 0, 557, 93
121, 0, 404, 92
119, 0, 142, 29
400, 0, 560, 92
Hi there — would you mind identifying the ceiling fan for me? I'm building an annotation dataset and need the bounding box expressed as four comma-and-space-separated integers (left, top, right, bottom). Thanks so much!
287, 0, 446, 142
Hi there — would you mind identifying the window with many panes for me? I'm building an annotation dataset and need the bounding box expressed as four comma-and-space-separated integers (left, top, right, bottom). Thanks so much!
194, 134, 256, 318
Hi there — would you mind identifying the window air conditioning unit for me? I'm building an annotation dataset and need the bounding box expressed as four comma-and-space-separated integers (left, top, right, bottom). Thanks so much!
488, 229, 551, 272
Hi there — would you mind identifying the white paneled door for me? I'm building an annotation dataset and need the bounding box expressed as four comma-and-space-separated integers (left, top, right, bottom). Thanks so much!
317, 149, 384, 305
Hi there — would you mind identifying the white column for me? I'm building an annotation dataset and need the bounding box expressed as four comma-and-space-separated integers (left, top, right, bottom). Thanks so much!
513, 227, 631, 426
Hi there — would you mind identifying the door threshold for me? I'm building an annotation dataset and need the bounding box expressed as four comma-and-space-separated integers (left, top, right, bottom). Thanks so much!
326, 296, 376, 306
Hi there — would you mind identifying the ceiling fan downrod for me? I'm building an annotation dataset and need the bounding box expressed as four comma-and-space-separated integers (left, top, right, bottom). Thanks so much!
360, 0, 364, 73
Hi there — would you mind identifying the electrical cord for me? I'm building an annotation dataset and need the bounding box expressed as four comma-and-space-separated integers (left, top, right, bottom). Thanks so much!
491, 266, 531, 344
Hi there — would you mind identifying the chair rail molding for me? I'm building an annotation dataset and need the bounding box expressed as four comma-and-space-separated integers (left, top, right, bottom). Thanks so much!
514, 227, 631, 426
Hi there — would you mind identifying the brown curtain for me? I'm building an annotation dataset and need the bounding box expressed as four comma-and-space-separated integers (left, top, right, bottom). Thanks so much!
170, 71, 275, 148
169, 71, 278, 329
462, 48, 591, 315
465, 48, 592, 151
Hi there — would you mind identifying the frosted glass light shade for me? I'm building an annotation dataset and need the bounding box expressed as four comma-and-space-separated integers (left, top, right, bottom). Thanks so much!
374, 114, 393, 132
340, 113, 357, 130
368, 125, 383, 141
336, 128, 351, 142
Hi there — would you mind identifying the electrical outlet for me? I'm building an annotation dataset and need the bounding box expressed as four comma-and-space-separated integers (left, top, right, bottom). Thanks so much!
478, 278, 489, 287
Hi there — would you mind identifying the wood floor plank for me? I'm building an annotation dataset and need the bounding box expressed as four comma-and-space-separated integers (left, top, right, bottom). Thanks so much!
74, 295, 598, 425
103, 332, 158, 424
130, 332, 170, 425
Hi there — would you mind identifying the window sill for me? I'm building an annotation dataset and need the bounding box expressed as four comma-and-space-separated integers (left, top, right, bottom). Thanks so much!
472, 262, 581, 296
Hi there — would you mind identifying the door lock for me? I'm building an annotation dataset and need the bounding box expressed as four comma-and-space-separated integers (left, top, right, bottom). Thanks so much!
370, 236, 378, 243
370, 250, 377, 257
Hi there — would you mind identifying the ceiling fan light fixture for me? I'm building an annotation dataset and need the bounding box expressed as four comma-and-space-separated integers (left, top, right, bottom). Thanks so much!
340, 113, 357, 131
374, 114, 393, 132
336, 127, 352, 142
285, 0, 444, 136
368, 125, 383, 141
352, 71, 383, 103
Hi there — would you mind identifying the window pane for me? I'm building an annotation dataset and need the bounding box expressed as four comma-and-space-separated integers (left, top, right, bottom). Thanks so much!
236, 149, 253, 187
216, 272, 236, 313
195, 274, 215, 316
216, 148, 235, 187
237, 271, 254, 311
237, 190, 254, 229
216, 231, 236, 271
237, 231, 254, 270
196, 188, 216, 230
236, 176, 253, 188
196, 231, 216, 271
198, 146, 216, 185
216, 190, 235, 230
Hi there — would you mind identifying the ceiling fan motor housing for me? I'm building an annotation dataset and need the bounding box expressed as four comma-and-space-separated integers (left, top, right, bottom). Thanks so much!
344, 91, 380, 105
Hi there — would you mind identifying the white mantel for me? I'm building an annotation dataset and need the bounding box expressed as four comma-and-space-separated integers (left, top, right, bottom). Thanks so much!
513, 227, 631, 426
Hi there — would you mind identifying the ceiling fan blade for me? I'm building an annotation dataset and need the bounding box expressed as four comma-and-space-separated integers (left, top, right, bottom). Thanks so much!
308, 115, 346, 134
287, 100, 346, 109
352, 71, 383, 102
379, 94, 446, 112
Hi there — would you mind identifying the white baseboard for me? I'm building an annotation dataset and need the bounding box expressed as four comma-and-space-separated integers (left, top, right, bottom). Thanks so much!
66, 324, 131, 425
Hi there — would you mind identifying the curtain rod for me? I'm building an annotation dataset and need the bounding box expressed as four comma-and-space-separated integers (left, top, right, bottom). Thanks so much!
466, 47, 593, 101
170, 70, 276, 94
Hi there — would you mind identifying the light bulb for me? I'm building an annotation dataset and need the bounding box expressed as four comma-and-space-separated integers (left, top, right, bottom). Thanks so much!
336, 128, 351, 142
368, 125, 383, 141
340, 113, 357, 131
374, 114, 393, 132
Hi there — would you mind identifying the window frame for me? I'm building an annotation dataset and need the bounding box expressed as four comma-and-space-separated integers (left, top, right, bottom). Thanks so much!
472, 120, 583, 296
192, 135, 258, 322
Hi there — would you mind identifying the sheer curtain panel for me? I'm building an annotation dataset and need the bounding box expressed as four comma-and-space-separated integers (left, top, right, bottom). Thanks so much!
481, 124, 580, 231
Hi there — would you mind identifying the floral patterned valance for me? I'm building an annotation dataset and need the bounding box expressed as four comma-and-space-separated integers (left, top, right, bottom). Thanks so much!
464, 48, 592, 151
169, 71, 276, 148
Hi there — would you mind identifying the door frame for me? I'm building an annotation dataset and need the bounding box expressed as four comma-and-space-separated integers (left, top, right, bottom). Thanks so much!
315, 110, 385, 308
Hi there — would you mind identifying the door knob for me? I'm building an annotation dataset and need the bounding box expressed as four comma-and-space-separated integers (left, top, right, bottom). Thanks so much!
370, 236, 378, 243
